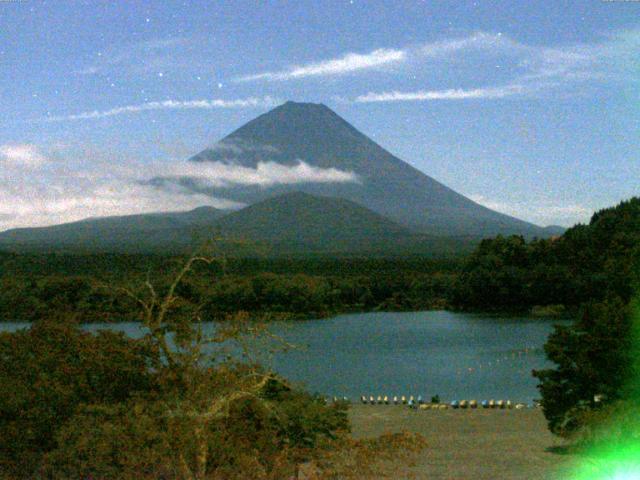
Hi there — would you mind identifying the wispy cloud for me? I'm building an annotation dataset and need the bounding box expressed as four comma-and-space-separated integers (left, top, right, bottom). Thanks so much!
355, 83, 528, 103
43, 97, 280, 122
235, 48, 406, 82
75, 37, 192, 76
418, 32, 520, 58
234, 28, 638, 105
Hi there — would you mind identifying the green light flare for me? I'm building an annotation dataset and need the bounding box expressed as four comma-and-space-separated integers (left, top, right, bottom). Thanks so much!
570, 441, 640, 480
569, 301, 640, 480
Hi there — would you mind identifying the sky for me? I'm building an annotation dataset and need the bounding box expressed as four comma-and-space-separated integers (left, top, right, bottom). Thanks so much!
1, 0, 639, 230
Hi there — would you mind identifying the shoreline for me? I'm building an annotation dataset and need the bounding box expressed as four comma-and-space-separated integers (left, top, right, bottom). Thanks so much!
0, 306, 573, 324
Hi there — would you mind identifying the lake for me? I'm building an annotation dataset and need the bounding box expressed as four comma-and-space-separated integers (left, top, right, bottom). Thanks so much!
1, 310, 567, 403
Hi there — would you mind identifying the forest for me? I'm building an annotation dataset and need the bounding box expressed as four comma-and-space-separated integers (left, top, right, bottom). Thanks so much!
0, 254, 460, 323
1, 199, 638, 323
453, 197, 640, 311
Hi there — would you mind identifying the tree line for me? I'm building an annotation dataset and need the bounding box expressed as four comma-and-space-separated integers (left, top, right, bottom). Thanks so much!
452, 198, 640, 311
0, 262, 458, 323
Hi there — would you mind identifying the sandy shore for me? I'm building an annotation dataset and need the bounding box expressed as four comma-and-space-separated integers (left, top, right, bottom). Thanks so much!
349, 405, 577, 480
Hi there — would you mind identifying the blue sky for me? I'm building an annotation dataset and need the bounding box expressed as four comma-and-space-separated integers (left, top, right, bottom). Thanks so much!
1, 0, 638, 230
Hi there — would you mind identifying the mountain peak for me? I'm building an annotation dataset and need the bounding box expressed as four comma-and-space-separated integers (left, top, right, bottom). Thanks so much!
275, 100, 333, 114
248, 100, 344, 126
281, 100, 329, 108
186, 102, 553, 238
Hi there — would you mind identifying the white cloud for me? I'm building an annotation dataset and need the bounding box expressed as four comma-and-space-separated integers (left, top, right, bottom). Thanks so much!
0, 153, 244, 231
0, 180, 241, 232
157, 160, 359, 188
236, 48, 406, 82
43, 97, 280, 122
0, 144, 47, 168
0, 143, 359, 230
355, 84, 528, 103
469, 195, 593, 227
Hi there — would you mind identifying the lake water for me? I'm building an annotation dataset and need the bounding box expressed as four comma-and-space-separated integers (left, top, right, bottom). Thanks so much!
1, 311, 567, 403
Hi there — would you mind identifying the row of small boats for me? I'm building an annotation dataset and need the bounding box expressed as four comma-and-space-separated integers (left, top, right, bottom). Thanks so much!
356, 396, 531, 409
359, 395, 422, 405
424, 399, 529, 410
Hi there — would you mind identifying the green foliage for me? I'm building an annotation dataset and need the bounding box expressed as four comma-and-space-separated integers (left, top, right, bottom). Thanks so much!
0, 258, 459, 323
454, 197, 640, 311
533, 298, 633, 437
41, 372, 349, 479
0, 318, 158, 476
0, 251, 357, 479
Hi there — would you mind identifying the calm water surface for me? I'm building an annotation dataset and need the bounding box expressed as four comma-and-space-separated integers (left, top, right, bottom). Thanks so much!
2, 311, 567, 402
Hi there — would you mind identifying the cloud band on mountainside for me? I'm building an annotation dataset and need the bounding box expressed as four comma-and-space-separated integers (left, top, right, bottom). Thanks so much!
0, 143, 359, 231
155, 160, 359, 188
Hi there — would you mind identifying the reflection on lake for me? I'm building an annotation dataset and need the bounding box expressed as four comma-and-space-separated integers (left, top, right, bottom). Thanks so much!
2, 310, 568, 402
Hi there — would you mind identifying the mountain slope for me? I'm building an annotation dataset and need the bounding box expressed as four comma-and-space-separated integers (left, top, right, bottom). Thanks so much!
186, 101, 556, 237
213, 192, 476, 255
0, 193, 478, 256
0, 207, 225, 251
215, 191, 411, 250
